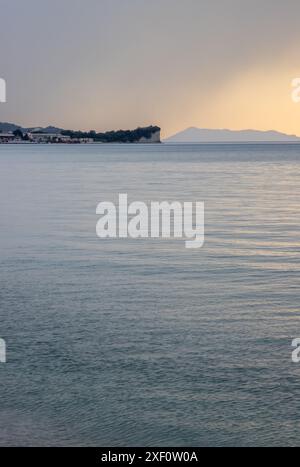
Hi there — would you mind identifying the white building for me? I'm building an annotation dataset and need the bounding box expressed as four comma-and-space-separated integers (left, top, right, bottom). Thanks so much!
28, 132, 71, 143
0, 132, 15, 142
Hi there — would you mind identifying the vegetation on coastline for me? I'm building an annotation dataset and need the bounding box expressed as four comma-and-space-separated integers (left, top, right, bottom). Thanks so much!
61, 125, 161, 143
0, 123, 161, 144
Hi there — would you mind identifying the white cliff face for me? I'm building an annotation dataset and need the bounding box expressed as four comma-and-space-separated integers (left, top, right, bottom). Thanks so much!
138, 130, 161, 143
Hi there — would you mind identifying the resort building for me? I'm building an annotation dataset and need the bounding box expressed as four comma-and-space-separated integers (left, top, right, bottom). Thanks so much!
28, 133, 72, 143
0, 132, 16, 142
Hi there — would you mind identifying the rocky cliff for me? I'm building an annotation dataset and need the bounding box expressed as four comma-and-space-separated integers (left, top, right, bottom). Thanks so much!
138, 129, 161, 143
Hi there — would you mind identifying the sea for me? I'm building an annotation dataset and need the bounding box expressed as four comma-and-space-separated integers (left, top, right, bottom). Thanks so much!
0, 143, 300, 446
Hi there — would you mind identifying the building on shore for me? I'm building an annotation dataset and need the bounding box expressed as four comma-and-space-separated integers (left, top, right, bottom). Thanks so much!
0, 125, 161, 144
0, 132, 17, 142
28, 132, 72, 143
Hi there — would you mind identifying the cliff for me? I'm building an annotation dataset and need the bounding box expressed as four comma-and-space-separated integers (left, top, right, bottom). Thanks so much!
138, 129, 161, 143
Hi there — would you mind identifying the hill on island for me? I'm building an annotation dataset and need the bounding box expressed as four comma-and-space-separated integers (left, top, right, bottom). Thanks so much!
0, 122, 64, 134
165, 127, 300, 143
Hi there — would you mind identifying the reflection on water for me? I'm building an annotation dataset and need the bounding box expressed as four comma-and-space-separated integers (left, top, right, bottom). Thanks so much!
0, 143, 300, 446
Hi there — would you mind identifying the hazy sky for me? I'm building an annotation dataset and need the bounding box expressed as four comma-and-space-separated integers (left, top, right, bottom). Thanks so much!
1, 0, 300, 137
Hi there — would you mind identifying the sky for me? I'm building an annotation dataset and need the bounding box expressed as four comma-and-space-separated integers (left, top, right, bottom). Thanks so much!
1, 0, 300, 137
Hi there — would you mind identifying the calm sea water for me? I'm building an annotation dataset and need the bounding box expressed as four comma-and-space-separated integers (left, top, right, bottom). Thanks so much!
1, 143, 300, 446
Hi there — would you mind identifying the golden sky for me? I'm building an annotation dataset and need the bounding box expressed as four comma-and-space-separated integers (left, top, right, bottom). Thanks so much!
1, 0, 300, 138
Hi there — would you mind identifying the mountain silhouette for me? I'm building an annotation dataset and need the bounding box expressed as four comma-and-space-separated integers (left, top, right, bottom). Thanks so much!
165, 127, 300, 143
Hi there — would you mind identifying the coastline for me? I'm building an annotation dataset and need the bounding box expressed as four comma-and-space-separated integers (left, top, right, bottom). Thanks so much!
0, 124, 161, 145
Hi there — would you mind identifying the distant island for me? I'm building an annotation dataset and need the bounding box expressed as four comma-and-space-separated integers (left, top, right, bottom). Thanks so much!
165, 127, 300, 143
0, 123, 161, 144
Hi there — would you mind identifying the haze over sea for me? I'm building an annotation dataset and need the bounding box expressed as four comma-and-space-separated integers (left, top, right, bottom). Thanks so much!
1, 143, 300, 446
